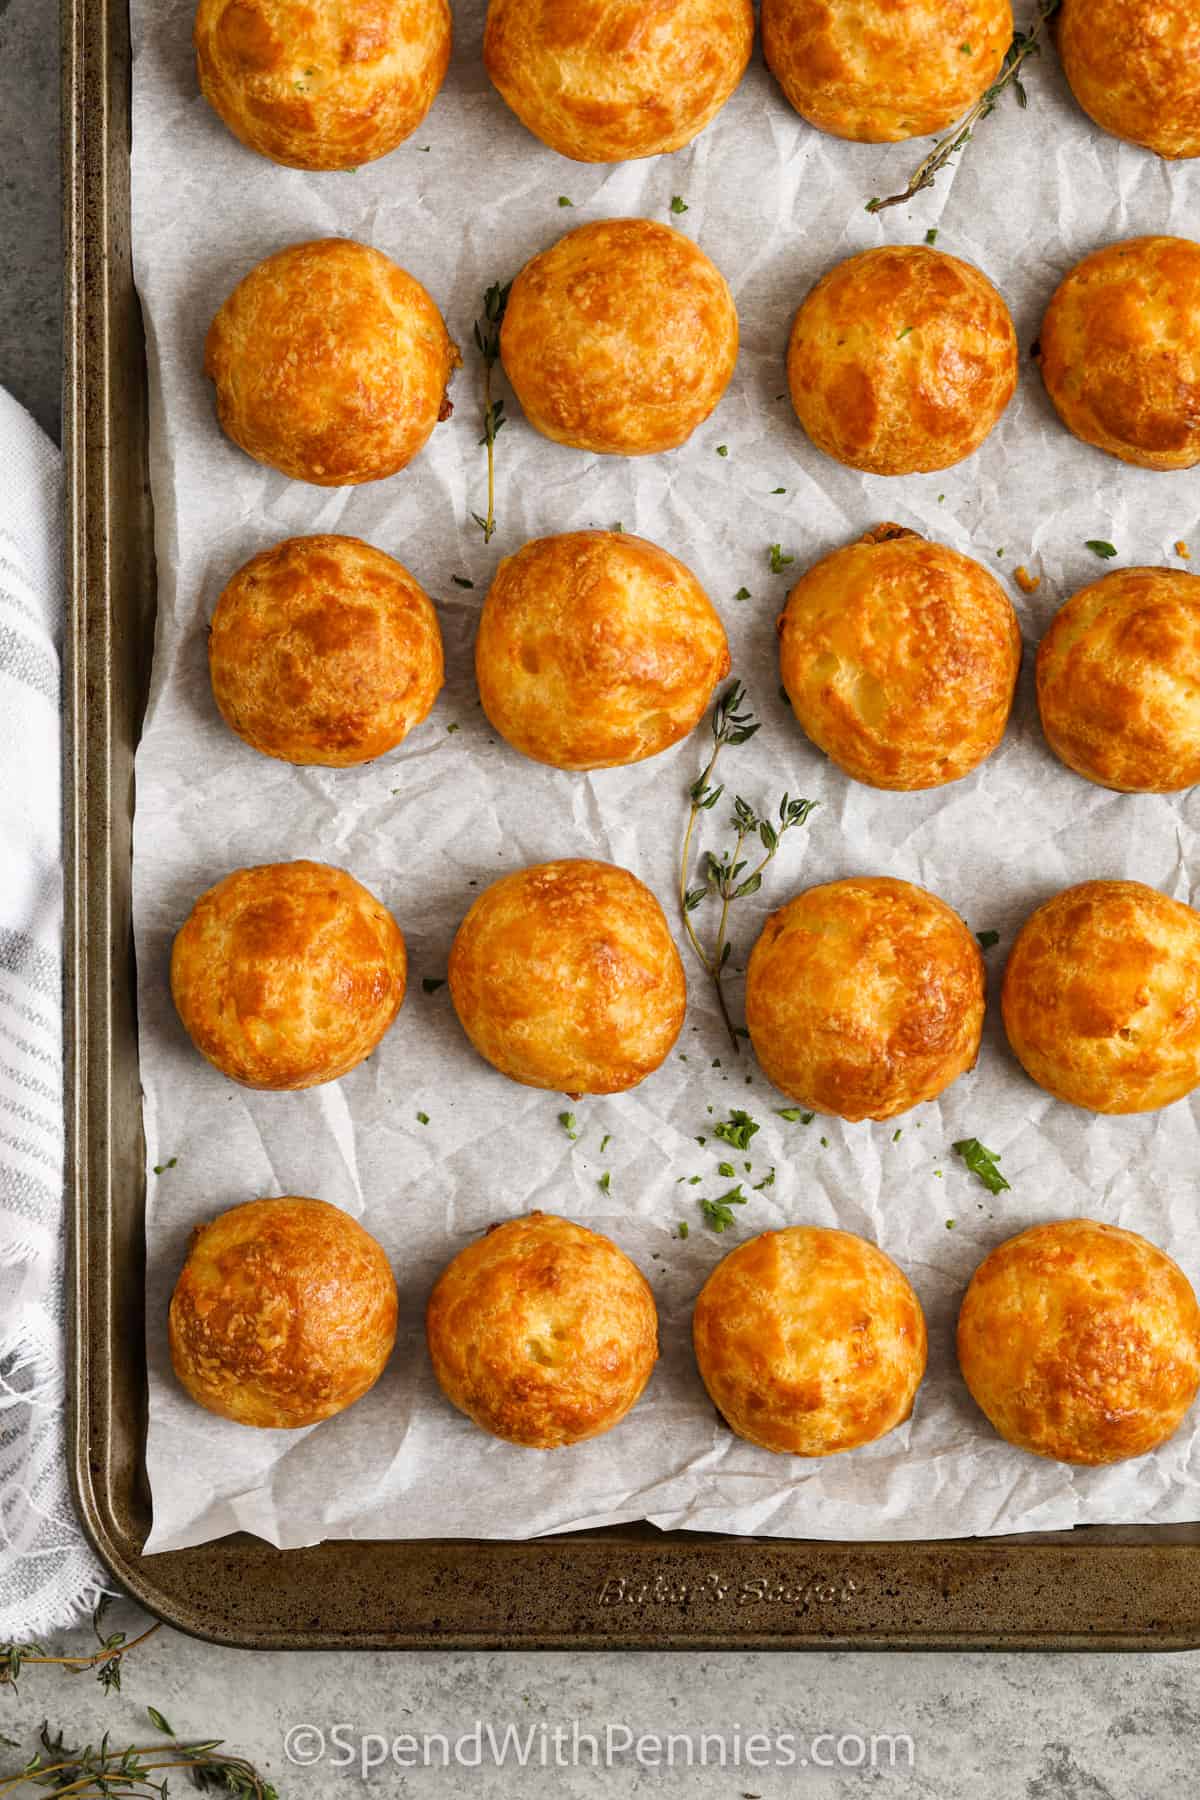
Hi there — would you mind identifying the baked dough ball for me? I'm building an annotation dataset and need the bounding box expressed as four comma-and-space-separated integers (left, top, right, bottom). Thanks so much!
476, 530, 730, 770
204, 238, 460, 485
426, 1212, 658, 1447
958, 1220, 1200, 1465
778, 524, 1021, 790
448, 859, 685, 1094
169, 1196, 398, 1428
209, 535, 444, 766
745, 877, 985, 1121
787, 246, 1017, 475
1058, 0, 1200, 161
483, 0, 754, 163
763, 0, 1011, 142
500, 219, 738, 456
1037, 567, 1200, 793
1001, 880, 1200, 1114
194, 0, 452, 171
693, 1227, 927, 1456
171, 860, 407, 1090
1037, 237, 1200, 471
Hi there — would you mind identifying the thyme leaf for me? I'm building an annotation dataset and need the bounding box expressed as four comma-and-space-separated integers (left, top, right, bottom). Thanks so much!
678, 683, 818, 1053
473, 280, 512, 543
865, 2, 1062, 215
952, 1137, 1012, 1195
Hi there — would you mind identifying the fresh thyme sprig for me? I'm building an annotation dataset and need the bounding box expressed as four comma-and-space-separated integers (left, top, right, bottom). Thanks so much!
0, 1714, 277, 1800
679, 683, 817, 1053
472, 281, 511, 543
1, 1601, 159, 1698
865, 1, 1062, 215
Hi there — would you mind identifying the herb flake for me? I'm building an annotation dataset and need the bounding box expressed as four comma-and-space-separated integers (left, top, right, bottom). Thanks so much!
952, 1137, 1011, 1195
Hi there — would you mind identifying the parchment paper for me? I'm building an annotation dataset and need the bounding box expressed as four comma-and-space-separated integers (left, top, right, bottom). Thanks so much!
132, 0, 1200, 1552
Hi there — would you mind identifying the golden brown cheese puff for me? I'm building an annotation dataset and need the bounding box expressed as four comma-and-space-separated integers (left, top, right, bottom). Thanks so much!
778, 524, 1021, 790
787, 246, 1017, 476
475, 529, 730, 770
500, 218, 738, 456
1037, 567, 1200, 793
1001, 880, 1200, 1114
958, 1220, 1200, 1465
745, 876, 985, 1122
763, 0, 1011, 143
209, 534, 444, 767
1037, 236, 1200, 471
169, 1196, 398, 1428
204, 238, 460, 486
483, 0, 754, 163
171, 860, 407, 1090
449, 859, 685, 1095
194, 0, 452, 171
693, 1226, 927, 1456
426, 1212, 658, 1447
1058, 0, 1200, 161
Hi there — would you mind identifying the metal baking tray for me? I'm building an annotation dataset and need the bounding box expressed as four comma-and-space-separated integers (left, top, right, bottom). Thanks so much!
62, 0, 1200, 1651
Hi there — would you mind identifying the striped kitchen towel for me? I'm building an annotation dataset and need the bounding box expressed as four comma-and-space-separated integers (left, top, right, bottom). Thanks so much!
0, 386, 106, 1639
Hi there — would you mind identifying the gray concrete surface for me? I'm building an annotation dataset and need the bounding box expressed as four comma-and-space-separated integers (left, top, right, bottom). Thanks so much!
1, 1599, 1197, 1794
1, 3, 1197, 1791
0, 0, 60, 441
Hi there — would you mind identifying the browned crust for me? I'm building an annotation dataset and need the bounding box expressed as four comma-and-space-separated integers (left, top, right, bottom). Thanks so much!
958, 1219, 1200, 1465
426, 1212, 659, 1447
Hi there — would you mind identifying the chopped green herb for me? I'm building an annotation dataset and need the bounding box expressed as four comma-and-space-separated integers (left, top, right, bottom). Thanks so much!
718, 1160, 736, 1178
768, 543, 795, 574
558, 195, 574, 207
696, 1134, 707, 1145
819, 1136, 829, 1147
952, 1137, 1011, 1195
1086, 540, 1118, 559
946, 1218, 957, 1229
417, 1111, 430, 1125
670, 195, 689, 214
716, 444, 729, 457
147, 1708, 175, 1736
446, 722, 460, 733
892, 1128, 902, 1142
152, 1157, 177, 1175
559, 1111, 578, 1141
687, 1175, 702, 1185
452, 575, 474, 589
776, 1107, 814, 1124
598, 1171, 611, 1194
925, 228, 939, 244
753, 1167, 776, 1190
960, 41, 972, 52
734, 586, 752, 601
600, 1133, 612, 1153
713, 1108, 760, 1152
770, 486, 786, 494
897, 325, 914, 340
678, 1220, 690, 1239
975, 929, 1000, 950
699, 1185, 748, 1232
421, 977, 446, 994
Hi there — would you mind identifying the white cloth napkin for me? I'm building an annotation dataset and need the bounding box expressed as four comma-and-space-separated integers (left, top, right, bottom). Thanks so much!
0, 387, 106, 1640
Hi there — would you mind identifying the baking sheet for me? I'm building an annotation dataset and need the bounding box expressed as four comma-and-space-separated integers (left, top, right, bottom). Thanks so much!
132, 0, 1200, 1553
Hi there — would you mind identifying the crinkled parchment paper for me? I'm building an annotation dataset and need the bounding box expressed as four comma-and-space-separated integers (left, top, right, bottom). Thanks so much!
132, 0, 1200, 1551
